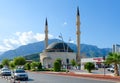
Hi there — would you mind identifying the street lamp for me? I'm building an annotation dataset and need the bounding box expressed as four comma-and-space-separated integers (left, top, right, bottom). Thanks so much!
58, 33, 65, 52
66, 37, 72, 73
103, 56, 106, 76
58, 33, 68, 73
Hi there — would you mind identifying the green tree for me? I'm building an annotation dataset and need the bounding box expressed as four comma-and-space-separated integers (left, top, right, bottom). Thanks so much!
84, 62, 95, 73
105, 52, 120, 76
13, 57, 26, 66
70, 59, 76, 67
56, 58, 62, 69
54, 61, 61, 72
30, 62, 38, 71
0, 64, 3, 69
25, 63, 31, 70
37, 62, 42, 70
2, 59, 10, 67
9, 61, 15, 69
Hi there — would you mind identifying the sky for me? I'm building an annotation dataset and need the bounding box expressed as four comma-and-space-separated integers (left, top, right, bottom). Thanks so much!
0, 0, 120, 52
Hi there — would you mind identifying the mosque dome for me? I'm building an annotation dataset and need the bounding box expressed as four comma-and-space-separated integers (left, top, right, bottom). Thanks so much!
45, 42, 74, 52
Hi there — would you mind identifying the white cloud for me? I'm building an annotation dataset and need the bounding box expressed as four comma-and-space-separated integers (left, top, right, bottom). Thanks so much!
0, 31, 54, 52
0, 45, 11, 52
64, 22, 67, 25
63, 22, 67, 26
69, 40, 74, 43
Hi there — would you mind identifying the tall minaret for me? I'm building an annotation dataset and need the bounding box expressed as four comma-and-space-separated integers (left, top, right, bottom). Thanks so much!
45, 18, 48, 49
76, 7, 81, 65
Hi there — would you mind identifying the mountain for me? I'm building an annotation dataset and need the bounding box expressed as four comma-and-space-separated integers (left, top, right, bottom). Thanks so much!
0, 39, 112, 60
80, 44, 111, 57
0, 39, 60, 60
0, 52, 3, 55
24, 53, 40, 62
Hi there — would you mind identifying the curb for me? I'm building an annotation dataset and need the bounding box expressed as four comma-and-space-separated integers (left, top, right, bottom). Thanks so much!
42, 71, 120, 82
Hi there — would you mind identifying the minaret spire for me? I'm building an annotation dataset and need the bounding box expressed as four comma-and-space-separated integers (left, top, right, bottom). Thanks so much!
76, 6, 81, 68
45, 18, 48, 49
45, 18, 48, 26
77, 6, 79, 16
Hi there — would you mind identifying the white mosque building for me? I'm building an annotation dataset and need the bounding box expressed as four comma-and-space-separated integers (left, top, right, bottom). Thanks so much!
40, 42, 76, 68
40, 7, 80, 68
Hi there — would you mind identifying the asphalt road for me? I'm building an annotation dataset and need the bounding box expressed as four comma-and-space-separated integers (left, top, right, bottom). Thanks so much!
0, 72, 117, 83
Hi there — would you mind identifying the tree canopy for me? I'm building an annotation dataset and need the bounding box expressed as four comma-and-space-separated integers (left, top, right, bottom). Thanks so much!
2, 59, 10, 67
13, 56, 26, 66
84, 62, 95, 73
105, 52, 120, 76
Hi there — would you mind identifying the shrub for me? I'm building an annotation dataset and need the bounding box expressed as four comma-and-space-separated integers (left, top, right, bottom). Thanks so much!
25, 63, 31, 70
84, 62, 95, 73
71, 59, 76, 67
2, 59, 10, 67
37, 62, 42, 70
30, 62, 38, 71
54, 61, 61, 72
9, 61, 15, 69
56, 58, 62, 67
0, 64, 3, 69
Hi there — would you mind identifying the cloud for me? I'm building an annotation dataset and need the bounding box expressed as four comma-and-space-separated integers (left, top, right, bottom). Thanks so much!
63, 22, 67, 26
69, 40, 74, 43
0, 31, 54, 52
64, 22, 67, 25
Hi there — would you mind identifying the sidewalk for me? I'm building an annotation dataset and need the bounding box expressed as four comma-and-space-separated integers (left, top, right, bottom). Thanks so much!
42, 70, 120, 82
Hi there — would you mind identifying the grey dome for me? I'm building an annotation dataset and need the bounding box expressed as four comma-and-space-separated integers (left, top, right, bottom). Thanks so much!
45, 42, 74, 52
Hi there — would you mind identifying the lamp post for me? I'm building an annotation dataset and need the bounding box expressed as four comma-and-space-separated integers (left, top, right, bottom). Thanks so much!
59, 33, 68, 73
66, 38, 71, 73
59, 33, 65, 52
103, 56, 106, 76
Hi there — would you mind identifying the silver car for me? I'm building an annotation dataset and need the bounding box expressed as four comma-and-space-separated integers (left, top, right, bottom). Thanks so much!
0, 68, 11, 76
11, 69, 28, 80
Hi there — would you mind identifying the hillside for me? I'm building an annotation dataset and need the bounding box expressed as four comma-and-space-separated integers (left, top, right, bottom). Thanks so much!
0, 39, 112, 60
24, 53, 40, 62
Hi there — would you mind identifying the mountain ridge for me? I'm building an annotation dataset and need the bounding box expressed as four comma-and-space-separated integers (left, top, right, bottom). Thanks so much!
0, 39, 112, 60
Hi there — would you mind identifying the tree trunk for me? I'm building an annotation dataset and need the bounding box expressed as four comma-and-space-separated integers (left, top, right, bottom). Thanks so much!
114, 63, 119, 76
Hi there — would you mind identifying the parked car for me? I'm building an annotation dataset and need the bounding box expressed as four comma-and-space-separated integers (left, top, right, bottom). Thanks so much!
0, 68, 11, 76
107, 67, 115, 73
94, 65, 99, 70
11, 69, 28, 80
107, 67, 111, 71
110, 67, 114, 73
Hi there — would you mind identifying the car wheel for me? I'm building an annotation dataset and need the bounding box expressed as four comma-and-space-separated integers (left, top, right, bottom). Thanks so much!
14, 77, 17, 80
111, 70, 114, 73
25, 77, 28, 81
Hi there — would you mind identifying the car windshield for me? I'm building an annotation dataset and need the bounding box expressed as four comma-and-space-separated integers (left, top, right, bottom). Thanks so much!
2, 69, 10, 71
15, 69, 25, 73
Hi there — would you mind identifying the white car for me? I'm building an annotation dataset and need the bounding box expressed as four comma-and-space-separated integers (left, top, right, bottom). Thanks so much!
109, 67, 114, 73
107, 67, 114, 72
0, 68, 11, 76
11, 69, 28, 80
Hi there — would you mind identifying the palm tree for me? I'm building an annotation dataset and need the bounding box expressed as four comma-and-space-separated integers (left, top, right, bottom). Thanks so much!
105, 52, 120, 76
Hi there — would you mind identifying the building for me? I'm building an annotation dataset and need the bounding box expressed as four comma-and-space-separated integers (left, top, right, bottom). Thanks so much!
40, 42, 76, 68
40, 7, 80, 68
112, 44, 120, 53
81, 57, 104, 70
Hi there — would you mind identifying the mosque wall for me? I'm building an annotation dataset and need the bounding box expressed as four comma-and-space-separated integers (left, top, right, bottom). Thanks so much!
40, 52, 76, 68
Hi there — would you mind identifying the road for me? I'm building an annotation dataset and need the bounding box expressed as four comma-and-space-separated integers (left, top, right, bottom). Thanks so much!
0, 72, 118, 83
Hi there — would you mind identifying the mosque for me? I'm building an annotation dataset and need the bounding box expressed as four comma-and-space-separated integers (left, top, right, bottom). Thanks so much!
40, 7, 80, 68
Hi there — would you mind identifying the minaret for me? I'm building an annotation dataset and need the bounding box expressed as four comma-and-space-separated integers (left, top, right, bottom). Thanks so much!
76, 7, 81, 65
45, 18, 48, 49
